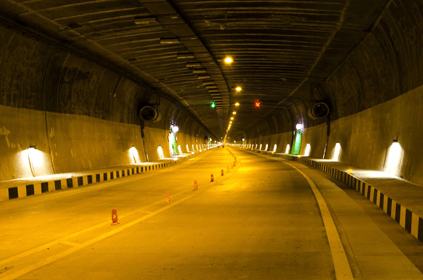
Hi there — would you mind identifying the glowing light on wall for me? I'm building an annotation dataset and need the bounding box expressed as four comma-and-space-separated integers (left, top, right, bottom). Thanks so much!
265, 144, 268, 151
196, 144, 198, 150
129, 146, 141, 163
304, 144, 311, 156
296, 123, 304, 130
384, 141, 404, 177
186, 144, 190, 152
259, 144, 262, 150
170, 125, 179, 133
157, 146, 164, 159
285, 144, 290, 154
22, 146, 52, 177
333, 143, 341, 161
292, 132, 301, 155
273, 144, 277, 152
178, 145, 182, 154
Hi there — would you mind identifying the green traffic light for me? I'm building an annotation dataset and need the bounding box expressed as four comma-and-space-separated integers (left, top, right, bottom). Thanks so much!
211, 102, 216, 108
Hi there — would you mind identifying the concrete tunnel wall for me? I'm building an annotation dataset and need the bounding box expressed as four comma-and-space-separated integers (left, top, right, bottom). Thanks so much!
0, 26, 209, 181
239, 0, 423, 187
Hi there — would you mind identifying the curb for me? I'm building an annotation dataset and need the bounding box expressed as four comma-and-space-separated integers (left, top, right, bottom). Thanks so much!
1, 161, 178, 202
244, 148, 423, 243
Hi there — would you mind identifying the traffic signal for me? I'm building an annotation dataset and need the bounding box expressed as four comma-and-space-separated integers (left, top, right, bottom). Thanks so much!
254, 100, 261, 108
210, 101, 216, 109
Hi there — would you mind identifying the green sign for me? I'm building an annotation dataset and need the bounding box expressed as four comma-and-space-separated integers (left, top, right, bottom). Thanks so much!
292, 131, 302, 155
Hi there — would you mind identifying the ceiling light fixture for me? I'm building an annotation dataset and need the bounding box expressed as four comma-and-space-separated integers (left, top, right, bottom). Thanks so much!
236, 86, 242, 92
224, 56, 233, 64
134, 16, 157, 25
193, 69, 207, 74
177, 53, 195, 59
160, 37, 180, 44
235, 102, 240, 106
186, 62, 202, 68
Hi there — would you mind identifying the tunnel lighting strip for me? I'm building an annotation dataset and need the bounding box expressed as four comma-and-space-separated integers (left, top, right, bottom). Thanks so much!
283, 162, 354, 280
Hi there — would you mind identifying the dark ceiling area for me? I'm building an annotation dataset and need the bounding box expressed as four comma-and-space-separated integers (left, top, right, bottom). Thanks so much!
0, 0, 389, 139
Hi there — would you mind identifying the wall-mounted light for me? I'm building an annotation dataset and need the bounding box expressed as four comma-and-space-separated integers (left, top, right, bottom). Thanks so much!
384, 140, 403, 177
157, 146, 165, 159
285, 144, 290, 154
333, 143, 341, 161
296, 123, 304, 130
273, 144, 277, 152
170, 125, 179, 133
304, 144, 311, 156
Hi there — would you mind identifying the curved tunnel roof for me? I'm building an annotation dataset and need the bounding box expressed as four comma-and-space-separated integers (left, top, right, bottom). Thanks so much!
0, 0, 389, 139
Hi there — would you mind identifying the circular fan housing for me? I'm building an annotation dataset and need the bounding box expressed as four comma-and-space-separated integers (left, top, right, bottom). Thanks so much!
308, 102, 330, 120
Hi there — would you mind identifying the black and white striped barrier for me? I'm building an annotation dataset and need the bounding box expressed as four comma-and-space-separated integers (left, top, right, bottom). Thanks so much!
1, 162, 175, 202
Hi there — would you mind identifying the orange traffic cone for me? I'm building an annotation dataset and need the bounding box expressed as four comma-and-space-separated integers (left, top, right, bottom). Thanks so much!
194, 180, 198, 190
221, 169, 224, 176
211, 174, 214, 182
165, 190, 170, 203
111, 208, 119, 225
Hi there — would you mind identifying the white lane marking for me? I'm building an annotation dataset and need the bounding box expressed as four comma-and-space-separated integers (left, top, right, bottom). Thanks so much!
0, 193, 197, 280
284, 162, 354, 280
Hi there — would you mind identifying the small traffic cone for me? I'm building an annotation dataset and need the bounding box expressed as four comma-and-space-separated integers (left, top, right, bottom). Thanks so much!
194, 180, 198, 190
221, 169, 224, 176
165, 190, 170, 203
111, 208, 119, 225
211, 174, 214, 182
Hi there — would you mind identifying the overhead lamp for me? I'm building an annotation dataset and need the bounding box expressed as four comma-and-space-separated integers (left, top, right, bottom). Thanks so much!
134, 16, 157, 25
236, 86, 242, 92
232, 111, 237, 115
177, 52, 195, 59
197, 75, 211, 79
224, 56, 233, 64
186, 62, 202, 68
202, 81, 215, 86
230, 117, 234, 120
235, 102, 240, 106
193, 69, 207, 74
160, 37, 180, 44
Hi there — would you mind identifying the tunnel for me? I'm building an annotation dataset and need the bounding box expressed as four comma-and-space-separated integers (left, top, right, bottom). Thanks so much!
1, 0, 423, 279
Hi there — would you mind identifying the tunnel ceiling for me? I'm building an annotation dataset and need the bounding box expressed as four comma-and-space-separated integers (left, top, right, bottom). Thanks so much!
0, 0, 389, 139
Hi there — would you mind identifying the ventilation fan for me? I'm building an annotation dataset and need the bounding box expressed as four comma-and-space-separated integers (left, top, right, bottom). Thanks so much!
139, 105, 162, 123
308, 102, 330, 120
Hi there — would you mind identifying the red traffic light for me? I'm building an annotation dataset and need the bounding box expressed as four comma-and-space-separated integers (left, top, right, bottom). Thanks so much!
254, 100, 261, 108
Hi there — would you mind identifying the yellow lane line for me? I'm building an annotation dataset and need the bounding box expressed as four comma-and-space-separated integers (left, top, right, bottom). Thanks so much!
284, 162, 354, 280
0, 192, 198, 280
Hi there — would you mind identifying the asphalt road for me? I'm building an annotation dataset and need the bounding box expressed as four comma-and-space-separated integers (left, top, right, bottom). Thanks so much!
1, 147, 422, 279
